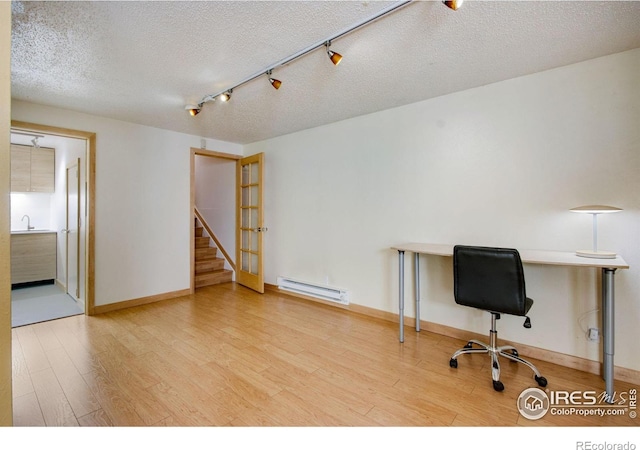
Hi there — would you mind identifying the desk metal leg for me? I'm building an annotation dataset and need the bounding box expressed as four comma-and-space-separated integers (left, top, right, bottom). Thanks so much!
602, 268, 616, 402
415, 252, 420, 332
398, 250, 405, 343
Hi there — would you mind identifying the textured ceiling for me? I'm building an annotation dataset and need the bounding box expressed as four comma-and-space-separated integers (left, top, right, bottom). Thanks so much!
11, 1, 640, 145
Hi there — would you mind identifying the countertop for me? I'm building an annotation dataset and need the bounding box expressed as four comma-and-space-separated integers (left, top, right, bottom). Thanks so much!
11, 230, 56, 235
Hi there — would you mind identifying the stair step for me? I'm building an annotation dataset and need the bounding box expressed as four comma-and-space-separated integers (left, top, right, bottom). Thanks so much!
195, 236, 211, 248
196, 247, 218, 259
195, 257, 225, 273
195, 269, 233, 288
193, 220, 232, 288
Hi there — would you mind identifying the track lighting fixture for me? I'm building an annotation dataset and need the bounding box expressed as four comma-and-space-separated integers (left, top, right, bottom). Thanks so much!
220, 89, 232, 102
185, 104, 202, 116
11, 130, 45, 142
443, 0, 463, 11
325, 42, 343, 66
267, 70, 282, 90
185, 95, 215, 116
186, 0, 413, 116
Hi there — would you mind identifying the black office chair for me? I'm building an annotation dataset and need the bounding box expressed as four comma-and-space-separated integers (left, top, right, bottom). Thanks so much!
448, 245, 547, 392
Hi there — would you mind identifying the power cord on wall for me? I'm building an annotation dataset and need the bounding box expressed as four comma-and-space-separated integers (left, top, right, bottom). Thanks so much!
577, 308, 600, 342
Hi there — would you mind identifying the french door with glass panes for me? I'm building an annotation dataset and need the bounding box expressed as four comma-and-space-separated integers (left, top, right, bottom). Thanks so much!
236, 153, 265, 293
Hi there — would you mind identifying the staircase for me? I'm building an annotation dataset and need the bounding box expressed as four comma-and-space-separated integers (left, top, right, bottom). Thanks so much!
194, 220, 233, 288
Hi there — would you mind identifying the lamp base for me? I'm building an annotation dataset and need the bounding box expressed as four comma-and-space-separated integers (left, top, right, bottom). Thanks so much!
576, 250, 617, 259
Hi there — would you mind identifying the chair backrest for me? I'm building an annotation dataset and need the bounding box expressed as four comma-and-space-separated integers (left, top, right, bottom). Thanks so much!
453, 245, 527, 316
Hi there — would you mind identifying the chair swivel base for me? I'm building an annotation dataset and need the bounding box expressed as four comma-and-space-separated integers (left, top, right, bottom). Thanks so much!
449, 333, 548, 392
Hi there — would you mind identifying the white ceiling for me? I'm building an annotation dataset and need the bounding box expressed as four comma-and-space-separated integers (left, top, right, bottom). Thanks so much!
11, 1, 640, 145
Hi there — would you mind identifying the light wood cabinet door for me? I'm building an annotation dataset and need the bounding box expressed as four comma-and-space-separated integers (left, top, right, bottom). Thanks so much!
10, 144, 31, 192
10, 144, 55, 193
11, 233, 57, 284
30, 147, 55, 192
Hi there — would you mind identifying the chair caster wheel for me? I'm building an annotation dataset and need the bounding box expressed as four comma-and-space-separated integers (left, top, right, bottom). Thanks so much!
464, 342, 473, 349
449, 358, 458, 368
493, 380, 504, 392
535, 375, 548, 387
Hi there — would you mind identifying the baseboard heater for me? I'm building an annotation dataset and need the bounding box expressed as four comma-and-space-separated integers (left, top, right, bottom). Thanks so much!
276, 276, 350, 305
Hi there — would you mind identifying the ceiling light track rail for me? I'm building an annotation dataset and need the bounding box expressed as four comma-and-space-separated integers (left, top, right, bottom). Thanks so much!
187, 0, 413, 114
187, 0, 462, 115
11, 130, 45, 139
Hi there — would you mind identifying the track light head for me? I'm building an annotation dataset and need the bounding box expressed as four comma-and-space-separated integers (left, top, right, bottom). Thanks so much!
325, 42, 342, 66
185, 104, 202, 116
443, 0, 464, 10
267, 70, 282, 90
270, 77, 282, 89
220, 89, 232, 102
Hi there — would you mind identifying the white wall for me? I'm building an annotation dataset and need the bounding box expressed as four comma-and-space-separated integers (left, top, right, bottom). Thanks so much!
195, 155, 236, 271
11, 101, 242, 306
10, 191, 52, 231
245, 49, 640, 371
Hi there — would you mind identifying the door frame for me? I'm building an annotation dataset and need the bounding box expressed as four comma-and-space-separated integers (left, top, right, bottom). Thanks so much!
189, 147, 241, 294
65, 158, 81, 300
11, 121, 96, 315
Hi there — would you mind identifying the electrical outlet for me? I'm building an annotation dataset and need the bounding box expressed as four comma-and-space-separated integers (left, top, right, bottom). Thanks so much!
588, 328, 599, 341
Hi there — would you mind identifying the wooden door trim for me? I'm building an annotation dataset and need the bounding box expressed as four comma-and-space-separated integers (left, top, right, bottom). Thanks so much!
11, 120, 96, 315
192, 147, 242, 160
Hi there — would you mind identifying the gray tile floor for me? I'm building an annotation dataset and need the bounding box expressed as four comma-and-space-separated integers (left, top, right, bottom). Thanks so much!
11, 284, 83, 328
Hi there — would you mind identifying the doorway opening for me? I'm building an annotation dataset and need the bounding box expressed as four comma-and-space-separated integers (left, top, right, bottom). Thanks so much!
10, 121, 96, 324
190, 148, 240, 293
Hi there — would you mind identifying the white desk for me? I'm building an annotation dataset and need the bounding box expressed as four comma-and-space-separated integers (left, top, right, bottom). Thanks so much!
391, 243, 629, 400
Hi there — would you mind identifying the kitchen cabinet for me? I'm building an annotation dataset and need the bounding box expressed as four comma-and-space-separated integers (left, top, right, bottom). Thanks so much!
11, 144, 55, 192
11, 232, 57, 284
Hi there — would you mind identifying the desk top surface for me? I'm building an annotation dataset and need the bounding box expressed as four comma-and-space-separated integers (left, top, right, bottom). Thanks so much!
391, 243, 629, 269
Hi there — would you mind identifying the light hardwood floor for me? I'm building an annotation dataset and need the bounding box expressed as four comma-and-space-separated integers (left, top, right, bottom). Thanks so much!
11, 283, 638, 427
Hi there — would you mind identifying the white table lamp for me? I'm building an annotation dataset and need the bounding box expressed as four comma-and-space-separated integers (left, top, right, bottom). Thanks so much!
570, 205, 622, 259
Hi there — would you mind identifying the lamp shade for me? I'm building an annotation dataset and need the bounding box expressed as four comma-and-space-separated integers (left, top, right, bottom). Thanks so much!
185, 105, 201, 116
269, 77, 282, 90
570, 205, 622, 259
570, 205, 622, 214
327, 50, 342, 66
443, 0, 464, 10
220, 90, 232, 102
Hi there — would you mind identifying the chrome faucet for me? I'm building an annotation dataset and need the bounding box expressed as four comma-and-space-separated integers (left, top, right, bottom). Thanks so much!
21, 215, 34, 231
